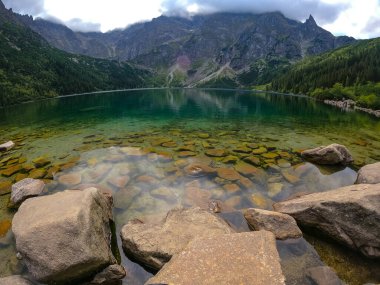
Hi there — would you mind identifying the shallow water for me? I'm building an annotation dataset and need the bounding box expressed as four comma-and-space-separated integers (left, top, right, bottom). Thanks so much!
0, 89, 379, 284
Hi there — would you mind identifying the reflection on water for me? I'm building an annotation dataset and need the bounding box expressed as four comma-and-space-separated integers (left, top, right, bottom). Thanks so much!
0, 89, 379, 284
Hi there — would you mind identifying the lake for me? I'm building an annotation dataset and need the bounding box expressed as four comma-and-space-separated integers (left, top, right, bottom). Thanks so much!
0, 89, 379, 284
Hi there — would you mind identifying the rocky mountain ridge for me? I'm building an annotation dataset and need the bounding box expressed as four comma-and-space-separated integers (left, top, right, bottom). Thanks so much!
17, 11, 355, 87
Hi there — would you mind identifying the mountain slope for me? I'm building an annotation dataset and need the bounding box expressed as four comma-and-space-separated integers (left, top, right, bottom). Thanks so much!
0, 2, 150, 107
19, 12, 355, 87
271, 38, 380, 109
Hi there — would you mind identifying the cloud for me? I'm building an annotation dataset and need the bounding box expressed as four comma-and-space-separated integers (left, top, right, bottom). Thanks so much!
3, 0, 45, 16
161, 0, 349, 24
362, 16, 380, 37
64, 18, 101, 32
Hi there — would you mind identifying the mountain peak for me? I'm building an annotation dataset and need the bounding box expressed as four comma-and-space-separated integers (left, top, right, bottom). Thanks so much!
306, 14, 317, 26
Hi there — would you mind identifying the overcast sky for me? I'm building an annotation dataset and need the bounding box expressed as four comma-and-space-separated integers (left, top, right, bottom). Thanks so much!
3, 0, 380, 38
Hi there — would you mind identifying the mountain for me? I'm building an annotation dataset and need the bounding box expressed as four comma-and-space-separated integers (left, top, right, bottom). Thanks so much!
271, 38, 380, 109
19, 12, 355, 87
0, 2, 150, 107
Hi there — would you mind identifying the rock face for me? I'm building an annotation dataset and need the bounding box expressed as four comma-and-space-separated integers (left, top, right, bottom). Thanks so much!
120, 207, 234, 270
356, 162, 380, 184
301, 144, 353, 165
0, 141, 15, 151
274, 184, 380, 258
12, 188, 116, 283
244, 208, 302, 240
0, 275, 34, 285
11, 178, 45, 206
146, 231, 285, 285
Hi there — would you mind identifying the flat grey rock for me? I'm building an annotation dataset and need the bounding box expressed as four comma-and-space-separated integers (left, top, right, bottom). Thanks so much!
120, 207, 234, 270
146, 231, 285, 285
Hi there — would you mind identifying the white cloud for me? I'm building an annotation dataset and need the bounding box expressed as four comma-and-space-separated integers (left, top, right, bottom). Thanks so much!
3, 0, 380, 37
321, 0, 380, 38
43, 0, 163, 32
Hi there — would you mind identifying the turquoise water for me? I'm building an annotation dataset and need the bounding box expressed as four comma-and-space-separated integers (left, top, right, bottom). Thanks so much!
0, 89, 379, 284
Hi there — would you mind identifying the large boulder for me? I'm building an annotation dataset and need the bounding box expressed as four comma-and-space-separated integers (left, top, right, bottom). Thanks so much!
301, 144, 353, 165
146, 231, 285, 285
12, 188, 117, 283
11, 178, 45, 206
0, 275, 34, 285
356, 162, 380, 184
120, 207, 234, 270
274, 184, 380, 258
244, 208, 302, 240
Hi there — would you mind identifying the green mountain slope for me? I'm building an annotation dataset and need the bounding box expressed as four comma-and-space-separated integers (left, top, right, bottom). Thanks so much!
271, 38, 380, 109
0, 2, 150, 107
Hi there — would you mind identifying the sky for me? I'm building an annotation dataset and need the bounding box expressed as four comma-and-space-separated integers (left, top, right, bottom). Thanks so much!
3, 0, 380, 38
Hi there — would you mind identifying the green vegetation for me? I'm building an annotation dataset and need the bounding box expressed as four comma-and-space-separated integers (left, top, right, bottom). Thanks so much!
271, 38, 380, 109
0, 16, 150, 107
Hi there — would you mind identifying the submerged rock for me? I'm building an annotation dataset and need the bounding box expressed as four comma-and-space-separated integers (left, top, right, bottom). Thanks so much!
244, 208, 302, 240
274, 183, 380, 258
146, 231, 285, 285
120, 207, 234, 270
12, 188, 117, 283
0, 180, 12, 196
0, 275, 34, 285
356, 162, 380, 184
11, 178, 45, 206
57, 172, 82, 186
301, 144, 353, 165
306, 266, 343, 285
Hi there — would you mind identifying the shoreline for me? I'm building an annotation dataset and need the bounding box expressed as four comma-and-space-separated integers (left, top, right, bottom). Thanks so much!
324, 99, 380, 118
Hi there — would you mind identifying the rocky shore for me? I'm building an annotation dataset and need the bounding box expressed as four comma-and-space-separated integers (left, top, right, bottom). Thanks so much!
0, 143, 379, 284
324, 99, 380, 117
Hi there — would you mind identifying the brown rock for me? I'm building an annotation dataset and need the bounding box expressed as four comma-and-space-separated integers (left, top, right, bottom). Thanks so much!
184, 163, 216, 177
2, 164, 22, 177
356, 162, 380, 184
252, 147, 267, 155
301, 144, 353, 165
244, 156, 261, 166
107, 176, 130, 188
32, 157, 51, 168
0, 180, 12, 195
205, 149, 228, 157
217, 168, 241, 181
0, 219, 12, 237
274, 183, 380, 258
178, 151, 197, 158
244, 208, 302, 240
90, 264, 126, 284
120, 207, 234, 270
146, 231, 285, 285
223, 183, 240, 193
28, 169, 47, 179
235, 162, 267, 184
58, 173, 82, 187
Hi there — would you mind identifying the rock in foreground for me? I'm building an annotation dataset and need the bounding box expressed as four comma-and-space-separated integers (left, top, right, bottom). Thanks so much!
356, 162, 380, 184
12, 188, 116, 283
0, 275, 34, 285
146, 231, 285, 285
274, 184, 380, 258
11, 178, 45, 206
120, 207, 234, 270
301, 144, 353, 165
244, 208, 302, 240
